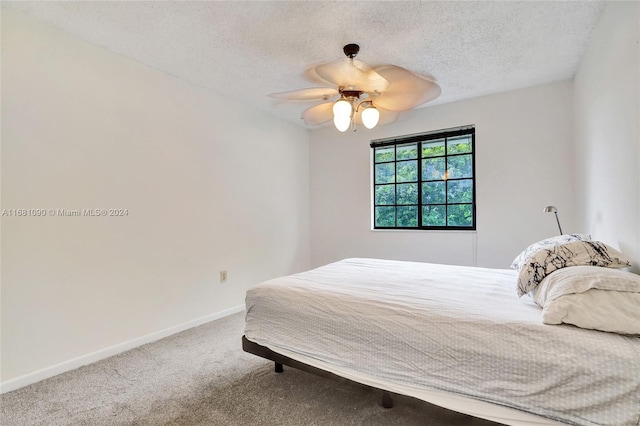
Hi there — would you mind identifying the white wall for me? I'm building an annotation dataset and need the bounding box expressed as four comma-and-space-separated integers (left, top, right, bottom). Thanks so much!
310, 81, 575, 269
574, 1, 640, 272
1, 10, 310, 385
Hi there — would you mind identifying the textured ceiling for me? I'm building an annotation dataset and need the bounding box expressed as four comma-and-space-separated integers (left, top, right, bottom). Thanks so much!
3, 1, 604, 128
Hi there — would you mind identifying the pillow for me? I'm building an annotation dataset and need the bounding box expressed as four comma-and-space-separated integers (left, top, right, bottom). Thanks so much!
516, 240, 631, 296
534, 266, 640, 335
511, 234, 590, 270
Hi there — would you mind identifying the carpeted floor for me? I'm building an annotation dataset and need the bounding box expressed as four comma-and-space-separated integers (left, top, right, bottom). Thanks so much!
1, 312, 499, 425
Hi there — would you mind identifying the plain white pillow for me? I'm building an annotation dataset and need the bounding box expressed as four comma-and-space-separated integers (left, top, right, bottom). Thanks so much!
534, 266, 640, 335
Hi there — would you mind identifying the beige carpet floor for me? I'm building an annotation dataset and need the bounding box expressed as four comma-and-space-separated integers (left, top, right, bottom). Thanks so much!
1, 312, 499, 425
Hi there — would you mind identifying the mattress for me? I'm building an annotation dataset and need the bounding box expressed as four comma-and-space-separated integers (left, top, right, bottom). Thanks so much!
244, 258, 640, 426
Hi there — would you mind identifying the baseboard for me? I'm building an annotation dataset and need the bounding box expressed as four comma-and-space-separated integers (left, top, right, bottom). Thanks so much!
0, 304, 245, 394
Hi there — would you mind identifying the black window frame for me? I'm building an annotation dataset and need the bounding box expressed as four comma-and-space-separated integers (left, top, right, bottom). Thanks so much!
371, 126, 476, 231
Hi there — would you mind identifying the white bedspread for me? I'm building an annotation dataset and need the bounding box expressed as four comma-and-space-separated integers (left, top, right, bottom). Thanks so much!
244, 258, 640, 426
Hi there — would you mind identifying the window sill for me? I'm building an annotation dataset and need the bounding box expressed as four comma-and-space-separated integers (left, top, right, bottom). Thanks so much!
370, 228, 477, 234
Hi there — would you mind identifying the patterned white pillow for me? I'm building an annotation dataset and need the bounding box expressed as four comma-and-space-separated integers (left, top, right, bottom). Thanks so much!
511, 234, 590, 270
516, 240, 631, 297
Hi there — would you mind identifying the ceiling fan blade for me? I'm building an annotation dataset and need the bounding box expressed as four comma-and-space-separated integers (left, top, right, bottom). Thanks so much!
377, 108, 400, 126
268, 87, 339, 101
301, 102, 334, 125
313, 59, 390, 92
371, 65, 442, 111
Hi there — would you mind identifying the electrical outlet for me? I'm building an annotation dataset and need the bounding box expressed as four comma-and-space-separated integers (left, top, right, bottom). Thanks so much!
219, 270, 227, 283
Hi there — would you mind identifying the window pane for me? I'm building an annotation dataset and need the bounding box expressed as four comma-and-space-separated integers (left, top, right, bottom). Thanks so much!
397, 206, 418, 227
447, 204, 473, 227
397, 183, 418, 205
422, 181, 445, 204
422, 158, 445, 181
447, 179, 473, 203
375, 206, 395, 227
422, 205, 446, 226
375, 146, 394, 163
375, 163, 395, 184
397, 143, 418, 160
375, 185, 395, 205
397, 160, 417, 182
447, 154, 472, 179
447, 135, 472, 154
422, 139, 445, 157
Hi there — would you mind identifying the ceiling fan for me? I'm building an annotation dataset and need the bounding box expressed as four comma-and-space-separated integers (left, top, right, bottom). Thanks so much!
269, 43, 442, 132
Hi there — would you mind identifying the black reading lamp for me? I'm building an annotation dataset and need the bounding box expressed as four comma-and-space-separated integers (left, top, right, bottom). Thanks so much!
543, 206, 563, 235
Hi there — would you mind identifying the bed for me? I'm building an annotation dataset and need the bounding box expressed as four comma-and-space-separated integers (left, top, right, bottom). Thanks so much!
243, 240, 640, 425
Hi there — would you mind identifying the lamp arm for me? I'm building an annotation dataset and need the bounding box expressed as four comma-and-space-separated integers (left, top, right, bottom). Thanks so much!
354, 99, 373, 112
554, 212, 563, 235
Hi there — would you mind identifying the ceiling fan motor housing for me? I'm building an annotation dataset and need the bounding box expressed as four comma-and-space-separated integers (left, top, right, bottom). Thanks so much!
341, 89, 362, 99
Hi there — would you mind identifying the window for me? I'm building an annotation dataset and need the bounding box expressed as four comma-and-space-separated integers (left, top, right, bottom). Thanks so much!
371, 126, 475, 230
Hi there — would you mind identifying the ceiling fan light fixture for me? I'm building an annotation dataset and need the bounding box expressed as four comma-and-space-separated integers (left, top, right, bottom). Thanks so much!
269, 43, 441, 132
361, 104, 380, 129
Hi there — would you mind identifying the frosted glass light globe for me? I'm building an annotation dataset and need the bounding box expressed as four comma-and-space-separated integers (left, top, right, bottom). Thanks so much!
333, 115, 351, 132
361, 106, 380, 129
333, 99, 352, 119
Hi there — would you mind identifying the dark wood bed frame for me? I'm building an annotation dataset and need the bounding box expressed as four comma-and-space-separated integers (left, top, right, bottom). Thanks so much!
242, 335, 394, 408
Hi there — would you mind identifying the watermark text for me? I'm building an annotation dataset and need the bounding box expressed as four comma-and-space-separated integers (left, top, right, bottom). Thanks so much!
2, 208, 129, 217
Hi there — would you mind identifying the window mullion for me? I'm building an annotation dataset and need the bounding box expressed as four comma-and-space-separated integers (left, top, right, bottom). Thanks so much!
444, 137, 448, 227
394, 144, 398, 227
418, 141, 423, 227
